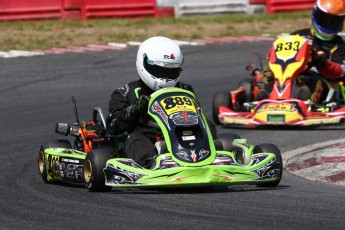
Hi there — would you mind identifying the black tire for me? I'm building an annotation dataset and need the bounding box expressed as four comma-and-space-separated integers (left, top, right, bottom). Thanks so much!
38, 139, 72, 183
218, 133, 241, 152
212, 91, 232, 125
84, 149, 112, 192
295, 85, 311, 101
253, 144, 282, 187
237, 79, 253, 101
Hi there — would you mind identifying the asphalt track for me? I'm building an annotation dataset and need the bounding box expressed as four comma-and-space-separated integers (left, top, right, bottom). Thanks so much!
1, 40, 345, 229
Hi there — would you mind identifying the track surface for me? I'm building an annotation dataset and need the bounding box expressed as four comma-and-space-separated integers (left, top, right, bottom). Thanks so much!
1, 42, 345, 229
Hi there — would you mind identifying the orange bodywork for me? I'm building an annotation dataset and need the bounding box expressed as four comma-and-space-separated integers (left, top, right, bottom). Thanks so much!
78, 120, 106, 153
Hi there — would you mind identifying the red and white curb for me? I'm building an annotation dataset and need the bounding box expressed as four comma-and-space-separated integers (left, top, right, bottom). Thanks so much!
33, 43, 127, 54
284, 138, 345, 186
0, 35, 275, 58
193, 35, 275, 44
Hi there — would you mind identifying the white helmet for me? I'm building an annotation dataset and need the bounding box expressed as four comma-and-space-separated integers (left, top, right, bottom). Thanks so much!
136, 36, 183, 91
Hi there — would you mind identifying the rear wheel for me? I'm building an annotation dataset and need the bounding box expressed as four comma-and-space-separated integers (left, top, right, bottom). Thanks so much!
38, 139, 72, 183
212, 91, 232, 125
237, 79, 253, 101
253, 144, 282, 187
84, 149, 112, 192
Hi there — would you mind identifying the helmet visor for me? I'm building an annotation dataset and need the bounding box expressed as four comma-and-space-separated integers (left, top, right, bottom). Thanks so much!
144, 56, 182, 80
313, 7, 345, 33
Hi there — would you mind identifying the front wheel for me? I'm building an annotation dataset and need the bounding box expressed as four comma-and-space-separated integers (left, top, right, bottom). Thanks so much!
38, 139, 72, 183
84, 149, 112, 192
218, 133, 241, 152
212, 91, 232, 125
253, 144, 282, 187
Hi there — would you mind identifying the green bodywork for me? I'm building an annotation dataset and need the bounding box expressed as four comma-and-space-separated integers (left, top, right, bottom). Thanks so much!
102, 88, 280, 187
148, 88, 216, 167
104, 151, 279, 188
43, 148, 86, 183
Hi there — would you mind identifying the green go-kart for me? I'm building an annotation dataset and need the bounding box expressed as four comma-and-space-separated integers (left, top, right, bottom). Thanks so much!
38, 87, 282, 192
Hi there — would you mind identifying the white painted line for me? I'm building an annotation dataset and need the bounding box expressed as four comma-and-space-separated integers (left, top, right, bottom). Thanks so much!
107, 42, 128, 48
126, 41, 142, 47
0, 50, 44, 58
89, 44, 125, 50
173, 40, 205, 46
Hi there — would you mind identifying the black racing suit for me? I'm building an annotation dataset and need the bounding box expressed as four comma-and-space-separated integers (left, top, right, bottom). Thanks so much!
290, 29, 345, 102
107, 79, 218, 167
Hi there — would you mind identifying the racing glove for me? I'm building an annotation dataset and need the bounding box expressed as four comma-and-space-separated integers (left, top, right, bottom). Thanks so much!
311, 50, 328, 70
134, 94, 149, 114
122, 94, 149, 121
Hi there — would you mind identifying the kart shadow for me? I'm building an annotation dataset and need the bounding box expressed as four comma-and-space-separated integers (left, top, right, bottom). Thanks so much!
220, 124, 345, 131
45, 181, 85, 188
43, 181, 289, 194
109, 185, 289, 194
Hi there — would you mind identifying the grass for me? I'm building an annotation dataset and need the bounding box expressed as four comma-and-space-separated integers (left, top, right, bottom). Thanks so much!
0, 11, 311, 51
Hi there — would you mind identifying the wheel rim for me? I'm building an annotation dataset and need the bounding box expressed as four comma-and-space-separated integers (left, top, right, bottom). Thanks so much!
38, 151, 45, 174
84, 159, 92, 183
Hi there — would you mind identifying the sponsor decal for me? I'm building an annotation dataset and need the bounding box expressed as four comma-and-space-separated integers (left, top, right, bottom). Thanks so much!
182, 135, 196, 141
177, 151, 190, 161
176, 149, 210, 162
198, 149, 210, 160
171, 112, 198, 126
106, 161, 145, 184
253, 158, 280, 179
164, 54, 175, 60
212, 154, 235, 165
47, 155, 84, 181
152, 101, 170, 129
212, 174, 233, 180
257, 103, 296, 113
158, 156, 180, 170
61, 158, 79, 164
304, 118, 340, 125
191, 149, 197, 162
63, 164, 84, 180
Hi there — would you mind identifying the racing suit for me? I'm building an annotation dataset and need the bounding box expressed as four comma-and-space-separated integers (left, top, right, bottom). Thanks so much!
107, 79, 218, 167
290, 28, 345, 102
291, 28, 345, 79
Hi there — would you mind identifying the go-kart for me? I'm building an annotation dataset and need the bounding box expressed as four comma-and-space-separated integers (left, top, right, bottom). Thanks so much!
38, 87, 282, 192
213, 35, 345, 127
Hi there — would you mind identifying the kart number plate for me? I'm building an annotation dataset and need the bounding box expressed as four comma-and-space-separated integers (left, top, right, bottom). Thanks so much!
267, 114, 285, 123
160, 96, 197, 115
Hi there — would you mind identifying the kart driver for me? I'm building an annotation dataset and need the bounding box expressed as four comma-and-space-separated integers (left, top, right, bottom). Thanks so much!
255, 0, 345, 103
107, 36, 219, 167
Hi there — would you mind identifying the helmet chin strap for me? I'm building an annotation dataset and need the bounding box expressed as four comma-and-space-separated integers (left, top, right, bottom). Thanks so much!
153, 81, 160, 91
311, 25, 336, 41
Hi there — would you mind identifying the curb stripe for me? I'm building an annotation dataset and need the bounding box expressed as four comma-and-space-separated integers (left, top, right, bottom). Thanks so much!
0, 36, 276, 58
322, 171, 345, 182
322, 156, 345, 163
286, 157, 322, 172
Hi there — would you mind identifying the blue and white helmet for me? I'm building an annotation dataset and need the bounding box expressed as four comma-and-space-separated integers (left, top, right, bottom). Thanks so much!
136, 36, 183, 91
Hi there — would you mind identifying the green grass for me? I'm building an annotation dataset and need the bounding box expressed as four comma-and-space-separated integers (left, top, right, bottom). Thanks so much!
0, 11, 311, 51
